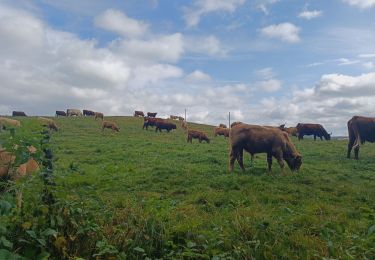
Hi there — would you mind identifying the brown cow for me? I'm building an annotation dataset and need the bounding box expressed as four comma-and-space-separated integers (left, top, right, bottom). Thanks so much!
214, 127, 229, 138
231, 121, 243, 128
219, 124, 227, 128
187, 130, 210, 143
0, 117, 21, 127
347, 116, 375, 159
155, 121, 177, 132
229, 124, 302, 173
95, 112, 104, 120
283, 127, 298, 137
147, 112, 157, 117
170, 115, 178, 120
178, 116, 185, 121
134, 111, 145, 117
143, 117, 163, 130
38, 117, 59, 131
296, 123, 331, 141
102, 121, 119, 132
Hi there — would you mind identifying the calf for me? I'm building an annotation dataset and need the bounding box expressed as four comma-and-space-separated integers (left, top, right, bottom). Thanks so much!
102, 121, 120, 132
187, 130, 210, 143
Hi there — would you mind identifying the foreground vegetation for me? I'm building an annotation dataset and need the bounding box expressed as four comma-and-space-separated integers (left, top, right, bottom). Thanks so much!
1, 116, 374, 259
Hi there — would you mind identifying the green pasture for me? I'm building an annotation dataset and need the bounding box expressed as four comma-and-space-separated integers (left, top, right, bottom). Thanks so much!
1, 116, 374, 259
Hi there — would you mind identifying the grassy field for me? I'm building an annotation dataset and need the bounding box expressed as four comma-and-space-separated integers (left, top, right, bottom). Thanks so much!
1, 116, 375, 259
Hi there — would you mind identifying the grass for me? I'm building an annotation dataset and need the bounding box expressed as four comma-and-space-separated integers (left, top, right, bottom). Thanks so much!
2, 116, 375, 258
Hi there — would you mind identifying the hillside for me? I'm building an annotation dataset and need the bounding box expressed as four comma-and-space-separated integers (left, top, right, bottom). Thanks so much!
1, 116, 374, 259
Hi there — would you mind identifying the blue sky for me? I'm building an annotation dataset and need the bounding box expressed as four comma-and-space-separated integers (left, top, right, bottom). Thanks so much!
1, 0, 375, 134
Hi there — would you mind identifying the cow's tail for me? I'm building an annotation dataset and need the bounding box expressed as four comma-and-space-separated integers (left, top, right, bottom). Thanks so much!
351, 120, 362, 149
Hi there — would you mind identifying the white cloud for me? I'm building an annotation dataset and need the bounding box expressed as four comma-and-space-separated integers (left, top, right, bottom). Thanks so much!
183, 0, 245, 27
336, 58, 360, 66
94, 9, 148, 38
185, 70, 212, 82
184, 35, 228, 57
255, 67, 275, 80
110, 33, 185, 63
363, 61, 375, 69
255, 0, 279, 14
342, 0, 375, 9
358, 53, 375, 58
255, 79, 282, 92
260, 23, 301, 43
298, 10, 322, 20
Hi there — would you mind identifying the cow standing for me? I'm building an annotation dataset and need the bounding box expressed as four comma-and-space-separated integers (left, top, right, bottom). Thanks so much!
214, 127, 229, 138
219, 124, 227, 128
347, 116, 375, 159
67, 109, 83, 117
143, 117, 162, 130
95, 112, 104, 120
229, 124, 302, 173
134, 111, 145, 117
155, 121, 176, 132
56, 111, 67, 117
12, 111, 27, 117
83, 110, 95, 116
147, 112, 157, 117
296, 123, 331, 141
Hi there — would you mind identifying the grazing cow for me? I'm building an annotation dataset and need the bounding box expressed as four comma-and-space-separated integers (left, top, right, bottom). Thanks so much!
95, 112, 104, 120
170, 115, 178, 120
38, 117, 58, 131
134, 111, 145, 117
143, 117, 163, 130
67, 109, 83, 117
147, 112, 157, 117
214, 127, 229, 138
296, 123, 331, 141
101, 121, 119, 132
187, 130, 210, 143
178, 116, 185, 121
83, 110, 95, 116
155, 121, 177, 132
12, 111, 27, 117
0, 117, 21, 127
55, 110, 67, 117
347, 116, 375, 159
229, 124, 302, 173
219, 124, 227, 128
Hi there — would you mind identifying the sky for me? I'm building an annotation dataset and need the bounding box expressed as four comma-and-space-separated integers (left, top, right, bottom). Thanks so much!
1, 0, 375, 135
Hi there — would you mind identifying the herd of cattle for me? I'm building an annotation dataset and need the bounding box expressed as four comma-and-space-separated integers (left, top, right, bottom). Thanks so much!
1, 109, 375, 172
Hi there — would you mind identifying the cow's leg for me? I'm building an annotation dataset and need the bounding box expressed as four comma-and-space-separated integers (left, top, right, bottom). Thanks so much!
354, 146, 360, 160
229, 148, 238, 172
199, 138, 202, 143
267, 153, 272, 172
237, 149, 245, 172
314, 135, 316, 141
347, 138, 355, 158
277, 157, 285, 174
249, 153, 254, 167
320, 135, 323, 141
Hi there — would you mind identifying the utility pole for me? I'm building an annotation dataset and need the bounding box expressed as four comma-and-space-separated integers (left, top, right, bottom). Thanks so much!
185, 108, 186, 122
228, 112, 231, 129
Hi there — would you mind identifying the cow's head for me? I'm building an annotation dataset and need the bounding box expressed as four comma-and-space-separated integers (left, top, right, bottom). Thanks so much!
325, 132, 332, 140
285, 154, 302, 171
